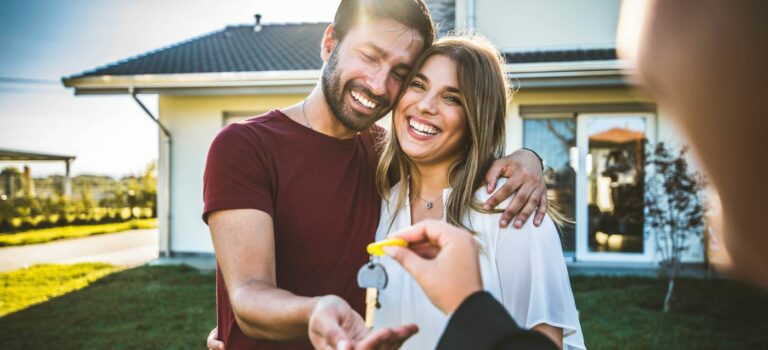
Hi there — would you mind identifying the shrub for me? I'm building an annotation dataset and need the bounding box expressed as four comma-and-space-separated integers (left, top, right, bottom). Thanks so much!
645, 141, 707, 312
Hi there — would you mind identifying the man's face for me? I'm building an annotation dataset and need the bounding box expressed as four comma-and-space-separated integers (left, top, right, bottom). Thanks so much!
322, 18, 425, 131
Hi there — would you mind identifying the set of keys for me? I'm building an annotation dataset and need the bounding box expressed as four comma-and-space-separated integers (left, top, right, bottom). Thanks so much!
357, 238, 408, 328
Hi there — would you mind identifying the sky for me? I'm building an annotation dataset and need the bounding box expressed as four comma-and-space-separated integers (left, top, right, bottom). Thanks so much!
0, 0, 339, 178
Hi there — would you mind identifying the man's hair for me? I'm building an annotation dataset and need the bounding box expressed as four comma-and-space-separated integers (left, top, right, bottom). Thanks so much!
332, 0, 435, 51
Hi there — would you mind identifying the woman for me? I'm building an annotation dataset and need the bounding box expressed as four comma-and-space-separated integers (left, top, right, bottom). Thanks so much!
372, 34, 585, 349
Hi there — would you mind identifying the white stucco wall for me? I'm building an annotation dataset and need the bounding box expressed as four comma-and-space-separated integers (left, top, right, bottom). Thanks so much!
159, 94, 304, 254
457, 0, 621, 51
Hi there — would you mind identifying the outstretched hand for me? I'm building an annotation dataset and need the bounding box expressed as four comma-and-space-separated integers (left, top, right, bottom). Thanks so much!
484, 149, 547, 229
206, 295, 416, 350
309, 295, 418, 350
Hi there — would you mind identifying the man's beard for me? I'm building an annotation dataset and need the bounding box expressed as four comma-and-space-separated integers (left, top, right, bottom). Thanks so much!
321, 48, 391, 132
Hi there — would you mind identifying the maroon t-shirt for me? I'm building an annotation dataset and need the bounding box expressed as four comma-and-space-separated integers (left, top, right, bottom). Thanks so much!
203, 110, 381, 350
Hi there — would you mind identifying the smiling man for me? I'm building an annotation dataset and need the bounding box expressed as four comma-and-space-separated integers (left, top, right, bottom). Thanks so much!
203, 1, 548, 349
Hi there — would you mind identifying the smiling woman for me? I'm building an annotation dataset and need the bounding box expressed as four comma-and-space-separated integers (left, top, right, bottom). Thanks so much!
373, 34, 585, 349
377, 34, 509, 231
395, 55, 468, 167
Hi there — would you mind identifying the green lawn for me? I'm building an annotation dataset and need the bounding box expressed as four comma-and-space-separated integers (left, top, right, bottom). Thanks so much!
0, 218, 157, 247
571, 276, 768, 349
0, 264, 216, 350
1, 265, 767, 349
0, 263, 122, 317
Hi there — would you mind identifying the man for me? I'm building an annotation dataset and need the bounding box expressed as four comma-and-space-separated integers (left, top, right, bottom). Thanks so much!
204, 0, 548, 349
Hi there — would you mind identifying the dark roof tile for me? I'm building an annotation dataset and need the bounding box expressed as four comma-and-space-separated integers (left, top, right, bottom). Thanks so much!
71, 23, 328, 78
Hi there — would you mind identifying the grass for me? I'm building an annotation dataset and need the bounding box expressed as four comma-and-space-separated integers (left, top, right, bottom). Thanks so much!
1, 265, 767, 349
572, 276, 768, 349
0, 263, 123, 317
0, 264, 216, 350
0, 218, 157, 247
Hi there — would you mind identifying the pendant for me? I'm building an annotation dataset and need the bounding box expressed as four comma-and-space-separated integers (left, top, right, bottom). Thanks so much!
426, 202, 433, 209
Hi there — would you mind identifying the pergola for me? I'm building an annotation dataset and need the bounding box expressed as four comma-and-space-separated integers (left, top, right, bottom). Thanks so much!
0, 148, 76, 198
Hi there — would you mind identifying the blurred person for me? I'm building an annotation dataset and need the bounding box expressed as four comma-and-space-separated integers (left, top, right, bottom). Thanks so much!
203, 0, 549, 349
617, 0, 768, 288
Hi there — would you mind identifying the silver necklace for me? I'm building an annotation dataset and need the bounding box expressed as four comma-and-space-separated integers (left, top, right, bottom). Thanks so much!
301, 99, 313, 130
417, 193, 442, 209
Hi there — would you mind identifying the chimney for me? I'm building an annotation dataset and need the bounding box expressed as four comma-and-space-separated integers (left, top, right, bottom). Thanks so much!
254, 14, 263, 32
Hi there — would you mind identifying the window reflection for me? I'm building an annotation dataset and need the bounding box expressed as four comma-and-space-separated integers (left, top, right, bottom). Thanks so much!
524, 118, 576, 252
586, 118, 646, 253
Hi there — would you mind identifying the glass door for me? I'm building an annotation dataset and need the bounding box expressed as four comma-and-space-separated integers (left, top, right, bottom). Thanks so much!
524, 116, 577, 256
575, 113, 655, 262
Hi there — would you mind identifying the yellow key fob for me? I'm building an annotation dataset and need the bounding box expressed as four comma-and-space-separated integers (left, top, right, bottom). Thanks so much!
367, 238, 408, 256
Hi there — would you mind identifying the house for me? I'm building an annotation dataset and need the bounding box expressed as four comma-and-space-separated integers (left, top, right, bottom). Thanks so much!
0, 148, 76, 198
62, 0, 705, 267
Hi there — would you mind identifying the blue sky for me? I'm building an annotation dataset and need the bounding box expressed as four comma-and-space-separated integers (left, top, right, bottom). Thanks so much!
0, 0, 337, 178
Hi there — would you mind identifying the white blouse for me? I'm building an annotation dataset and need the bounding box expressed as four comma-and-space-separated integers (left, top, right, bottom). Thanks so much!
373, 180, 586, 349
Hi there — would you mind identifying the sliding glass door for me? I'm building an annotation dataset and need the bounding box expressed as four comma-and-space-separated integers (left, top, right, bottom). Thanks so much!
524, 112, 656, 263
575, 113, 655, 262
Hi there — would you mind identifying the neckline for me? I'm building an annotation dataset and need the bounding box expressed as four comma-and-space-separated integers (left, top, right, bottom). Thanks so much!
274, 109, 362, 148
403, 182, 451, 226
403, 181, 452, 209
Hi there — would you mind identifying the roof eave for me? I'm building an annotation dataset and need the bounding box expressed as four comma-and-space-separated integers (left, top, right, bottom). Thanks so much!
62, 59, 638, 95
0, 148, 76, 161
507, 59, 636, 89
62, 70, 322, 95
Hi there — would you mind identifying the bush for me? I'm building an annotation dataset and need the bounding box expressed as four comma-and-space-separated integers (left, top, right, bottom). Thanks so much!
0, 207, 155, 233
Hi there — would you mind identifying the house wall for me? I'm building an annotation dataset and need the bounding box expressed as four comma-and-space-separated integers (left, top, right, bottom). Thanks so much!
159, 94, 304, 254
456, 0, 621, 51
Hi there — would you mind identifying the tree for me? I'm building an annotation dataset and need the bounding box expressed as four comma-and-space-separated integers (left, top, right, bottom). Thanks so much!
139, 161, 157, 217
645, 141, 707, 312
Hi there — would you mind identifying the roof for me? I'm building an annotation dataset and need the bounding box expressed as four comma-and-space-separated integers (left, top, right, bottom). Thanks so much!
68, 23, 328, 79
0, 148, 76, 162
62, 22, 625, 94
66, 23, 617, 79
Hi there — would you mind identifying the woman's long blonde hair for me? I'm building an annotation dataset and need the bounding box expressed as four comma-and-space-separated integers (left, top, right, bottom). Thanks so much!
376, 33, 510, 233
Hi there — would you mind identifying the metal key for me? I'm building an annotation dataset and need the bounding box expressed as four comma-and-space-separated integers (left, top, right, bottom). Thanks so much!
357, 257, 388, 328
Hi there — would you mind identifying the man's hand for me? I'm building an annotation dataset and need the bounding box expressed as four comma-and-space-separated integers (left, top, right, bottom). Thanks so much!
308, 295, 418, 350
383, 220, 483, 315
206, 327, 224, 350
484, 149, 547, 229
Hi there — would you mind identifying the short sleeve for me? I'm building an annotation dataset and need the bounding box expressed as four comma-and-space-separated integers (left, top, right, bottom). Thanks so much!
202, 123, 275, 223
494, 215, 586, 350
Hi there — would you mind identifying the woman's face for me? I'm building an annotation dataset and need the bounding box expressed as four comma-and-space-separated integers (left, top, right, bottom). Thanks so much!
394, 54, 468, 167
